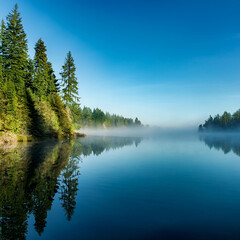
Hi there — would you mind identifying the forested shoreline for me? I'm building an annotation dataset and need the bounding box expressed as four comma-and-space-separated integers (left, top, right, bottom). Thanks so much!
0, 5, 142, 141
80, 106, 142, 128
199, 109, 240, 132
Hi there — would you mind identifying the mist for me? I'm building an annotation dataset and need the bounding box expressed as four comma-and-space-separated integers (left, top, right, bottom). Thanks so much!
78, 126, 198, 138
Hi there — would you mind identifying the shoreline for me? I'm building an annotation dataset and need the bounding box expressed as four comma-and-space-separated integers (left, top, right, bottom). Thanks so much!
0, 131, 87, 146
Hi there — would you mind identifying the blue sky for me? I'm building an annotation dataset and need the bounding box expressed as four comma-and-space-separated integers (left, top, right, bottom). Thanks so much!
1, 0, 240, 127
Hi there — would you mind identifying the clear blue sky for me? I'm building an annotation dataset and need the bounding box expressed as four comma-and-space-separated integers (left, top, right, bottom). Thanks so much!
1, 0, 240, 127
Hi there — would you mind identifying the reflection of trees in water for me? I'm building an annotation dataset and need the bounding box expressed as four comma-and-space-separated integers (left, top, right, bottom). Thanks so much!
0, 136, 142, 239
0, 141, 72, 240
59, 156, 80, 221
200, 134, 240, 157
75, 136, 142, 157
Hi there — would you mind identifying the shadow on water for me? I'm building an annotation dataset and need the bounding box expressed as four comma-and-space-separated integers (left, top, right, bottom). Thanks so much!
199, 133, 240, 157
0, 136, 141, 240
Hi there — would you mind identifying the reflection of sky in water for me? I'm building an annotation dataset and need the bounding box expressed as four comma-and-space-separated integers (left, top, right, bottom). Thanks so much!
1, 135, 240, 240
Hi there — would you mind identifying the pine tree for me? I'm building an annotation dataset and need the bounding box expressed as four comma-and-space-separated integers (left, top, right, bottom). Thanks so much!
25, 58, 34, 88
4, 4, 28, 94
60, 51, 79, 106
0, 55, 4, 120
32, 38, 49, 98
47, 61, 59, 93
0, 55, 3, 86
0, 20, 7, 74
134, 117, 141, 126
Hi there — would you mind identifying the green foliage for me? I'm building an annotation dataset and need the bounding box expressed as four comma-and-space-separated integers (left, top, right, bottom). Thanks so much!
80, 106, 142, 128
26, 90, 72, 138
0, 5, 78, 138
82, 106, 92, 126
92, 108, 105, 126
4, 4, 28, 95
200, 109, 240, 131
69, 102, 82, 130
60, 156, 80, 221
51, 93, 73, 138
0, 20, 7, 76
32, 38, 50, 98
0, 4, 142, 137
60, 51, 79, 106
47, 61, 59, 93
25, 58, 34, 88
33, 98, 60, 136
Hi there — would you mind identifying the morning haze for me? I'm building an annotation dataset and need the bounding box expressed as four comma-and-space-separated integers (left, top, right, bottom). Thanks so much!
1, 1, 240, 240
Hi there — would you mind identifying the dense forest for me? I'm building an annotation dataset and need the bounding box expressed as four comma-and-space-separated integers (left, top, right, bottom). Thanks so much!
199, 109, 240, 132
0, 5, 142, 140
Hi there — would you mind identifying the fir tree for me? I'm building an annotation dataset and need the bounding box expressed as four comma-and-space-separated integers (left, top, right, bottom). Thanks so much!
4, 4, 28, 94
32, 38, 49, 98
0, 55, 4, 119
0, 55, 3, 85
0, 20, 7, 74
25, 58, 34, 88
47, 61, 59, 93
60, 51, 79, 106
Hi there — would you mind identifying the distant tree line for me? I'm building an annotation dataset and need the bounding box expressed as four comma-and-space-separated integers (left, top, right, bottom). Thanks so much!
199, 110, 240, 132
81, 106, 142, 128
0, 4, 142, 138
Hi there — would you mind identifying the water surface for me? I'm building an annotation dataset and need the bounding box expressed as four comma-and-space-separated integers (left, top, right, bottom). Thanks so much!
1, 134, 240, 239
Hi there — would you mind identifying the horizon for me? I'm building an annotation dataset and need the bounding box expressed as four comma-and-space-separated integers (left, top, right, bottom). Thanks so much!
1, 0, 240, 127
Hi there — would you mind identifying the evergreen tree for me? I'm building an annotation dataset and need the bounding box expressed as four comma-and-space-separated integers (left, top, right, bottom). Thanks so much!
32, 38, 49, 98
82, 107, 92, 126
4, 4, 28, 94
0, 20, 7, 75
60, 51, 79, 106
25, 58, 34, 88
0, 55, 4, 122
0, 55, 3, 86
69, 102, 82, 128
134, 117, 141, 126
47, 61, 59, 93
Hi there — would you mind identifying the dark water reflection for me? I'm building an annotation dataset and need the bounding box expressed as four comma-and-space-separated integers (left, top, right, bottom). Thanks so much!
3, 134, 240, 240
200, 133, 240, 157
0, 136, 141, 240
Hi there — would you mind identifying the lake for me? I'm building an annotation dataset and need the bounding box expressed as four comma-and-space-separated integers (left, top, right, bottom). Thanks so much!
1, 133, 240, 239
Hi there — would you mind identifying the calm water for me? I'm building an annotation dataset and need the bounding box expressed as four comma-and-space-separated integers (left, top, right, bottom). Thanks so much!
1, 133, 240, 239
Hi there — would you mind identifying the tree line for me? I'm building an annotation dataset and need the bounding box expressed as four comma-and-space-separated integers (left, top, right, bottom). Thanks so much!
0, 4, 142, 138
81, 106, 142, 128
199, 109, 240, 132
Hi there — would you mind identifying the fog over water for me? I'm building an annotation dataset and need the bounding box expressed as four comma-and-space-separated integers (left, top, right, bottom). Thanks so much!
80, 127, 198, 138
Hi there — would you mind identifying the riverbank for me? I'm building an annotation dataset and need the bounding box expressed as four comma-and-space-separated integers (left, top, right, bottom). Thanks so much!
0, 131, 87, 145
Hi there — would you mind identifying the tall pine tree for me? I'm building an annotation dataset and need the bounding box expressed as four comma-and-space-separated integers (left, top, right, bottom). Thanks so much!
4, 4, 28, 95
60, 51, 79, 106
32, 38, 49, 98
0, 55, 3, 86
0, 20, 7, 76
